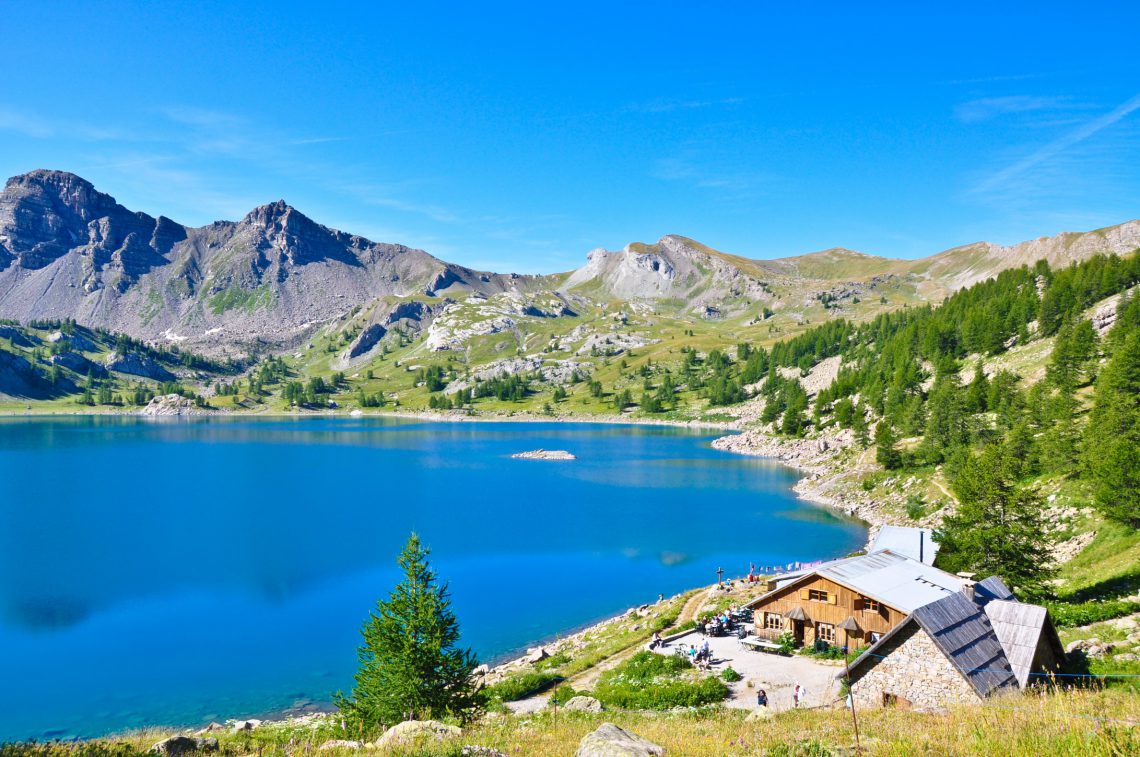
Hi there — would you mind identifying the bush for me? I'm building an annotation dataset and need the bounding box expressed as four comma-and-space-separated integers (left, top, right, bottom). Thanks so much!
592, 651, 728, 710
549, 683, 578, 706
1045, 599, 1140, 628
483, 671, 563, 702
721, 666, 743, 682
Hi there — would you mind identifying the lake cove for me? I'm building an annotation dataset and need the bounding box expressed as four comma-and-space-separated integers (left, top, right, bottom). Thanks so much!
0, 416, 865, 740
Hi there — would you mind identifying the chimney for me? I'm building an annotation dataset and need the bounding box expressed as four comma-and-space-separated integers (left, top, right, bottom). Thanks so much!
957, 572, 977, 601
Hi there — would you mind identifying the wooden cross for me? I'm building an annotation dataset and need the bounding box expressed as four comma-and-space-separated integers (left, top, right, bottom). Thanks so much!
716, 566, 724, 586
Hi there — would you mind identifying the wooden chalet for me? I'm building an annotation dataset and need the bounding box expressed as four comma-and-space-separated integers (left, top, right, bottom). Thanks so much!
745, 549, 966, 649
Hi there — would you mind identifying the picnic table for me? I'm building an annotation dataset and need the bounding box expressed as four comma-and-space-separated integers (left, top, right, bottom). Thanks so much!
741, 635, 784, 653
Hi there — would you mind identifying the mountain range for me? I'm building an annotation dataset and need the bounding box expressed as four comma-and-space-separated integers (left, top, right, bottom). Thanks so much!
1, 169, 1138, 357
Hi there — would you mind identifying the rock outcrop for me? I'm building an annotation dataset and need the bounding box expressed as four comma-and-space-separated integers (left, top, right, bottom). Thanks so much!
576, 723, 664, 756
149, 735, 219, 756
374, 719, 461, 747
104, 351, 176, 382
139, 394, 206, 416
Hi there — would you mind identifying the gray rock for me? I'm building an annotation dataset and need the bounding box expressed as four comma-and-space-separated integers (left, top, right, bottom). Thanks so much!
48, 350, 106, 377
105, 351, 176, 382
374, 719, 461, 747
576, 723, 664, 756
149, 735, 219, 755
563, 695, 603, 713
318, 740, 362, 751
525, 646, 550, 663
231, 718, 262, 732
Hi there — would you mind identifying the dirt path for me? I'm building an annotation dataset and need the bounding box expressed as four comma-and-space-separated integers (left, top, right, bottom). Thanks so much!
563, 587, 712, 691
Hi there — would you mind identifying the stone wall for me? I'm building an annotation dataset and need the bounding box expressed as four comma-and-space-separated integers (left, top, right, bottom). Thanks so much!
851, 623, 979, 712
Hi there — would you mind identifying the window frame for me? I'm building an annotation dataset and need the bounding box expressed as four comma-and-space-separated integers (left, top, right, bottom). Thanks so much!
808, 588, 830, 603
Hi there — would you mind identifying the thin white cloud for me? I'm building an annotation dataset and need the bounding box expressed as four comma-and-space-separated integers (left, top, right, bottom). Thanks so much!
0, 107, 56, 138
973, 92, 1140, 194
954, 95, 1070, 124
624, 97, 743, 114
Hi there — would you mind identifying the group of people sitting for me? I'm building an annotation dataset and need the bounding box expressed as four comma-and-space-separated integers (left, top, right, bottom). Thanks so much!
701, 604, 751, 637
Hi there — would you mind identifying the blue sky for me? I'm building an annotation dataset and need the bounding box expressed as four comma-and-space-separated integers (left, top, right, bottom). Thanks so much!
2, 2, 1138, 273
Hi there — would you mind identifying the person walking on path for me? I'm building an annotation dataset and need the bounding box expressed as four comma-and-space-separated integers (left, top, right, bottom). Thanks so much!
793, 682, 803, 708
756, 688, 768, 707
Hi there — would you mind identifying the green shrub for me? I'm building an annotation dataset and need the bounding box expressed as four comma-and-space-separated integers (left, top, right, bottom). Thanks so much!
592, 651, 729, 710
905, 494, 926, 520
549, 683, 578, 706
535, 651, 571, 670
1045, 599, 1140, 628
483, 671, 563, 702
721, 666, 743, 682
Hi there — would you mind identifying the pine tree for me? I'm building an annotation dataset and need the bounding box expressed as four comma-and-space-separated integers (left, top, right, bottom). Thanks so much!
875, 419, 902, 470
336, 534, 480, 731
937, 442, 1055, 597
1084, 331, 1140, 525
851, 402, 870, 448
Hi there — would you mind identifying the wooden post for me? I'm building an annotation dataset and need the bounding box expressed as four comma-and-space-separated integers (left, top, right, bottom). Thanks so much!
845, 658, 862, 752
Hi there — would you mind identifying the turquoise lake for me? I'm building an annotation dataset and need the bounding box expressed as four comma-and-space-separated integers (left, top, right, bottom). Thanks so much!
0, 416, 865, 740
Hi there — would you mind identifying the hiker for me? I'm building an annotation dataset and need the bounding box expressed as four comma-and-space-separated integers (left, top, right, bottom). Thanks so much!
756, 688, 768, 707
649, 631, 663, 649
700, 639, 711, 661
793, 682, 802, 708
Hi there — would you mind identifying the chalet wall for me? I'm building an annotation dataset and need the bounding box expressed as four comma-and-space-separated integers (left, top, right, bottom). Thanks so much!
750, 575, 904, 645
850, 624, 979, 712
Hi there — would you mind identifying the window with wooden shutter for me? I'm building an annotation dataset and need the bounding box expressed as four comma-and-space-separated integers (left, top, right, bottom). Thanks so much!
828, 593, 838, 605
808, 589, 830, 602
800, 588, 810, 600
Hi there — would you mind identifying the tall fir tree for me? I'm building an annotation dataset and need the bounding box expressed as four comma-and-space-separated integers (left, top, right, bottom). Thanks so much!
1083, 331, 1140, 525
337, 533, 480, 731
937, 442, 1056, 597
874, 419, 902, 470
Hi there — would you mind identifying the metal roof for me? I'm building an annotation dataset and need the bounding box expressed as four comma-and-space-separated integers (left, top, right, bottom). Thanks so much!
868, 526, 939, 565
814, 550, 964, 613
984, 600, 1051, 688
912, 591, 1019, 698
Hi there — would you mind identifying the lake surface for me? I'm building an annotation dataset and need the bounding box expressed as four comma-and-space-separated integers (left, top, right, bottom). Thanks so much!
0, 416, 864, 740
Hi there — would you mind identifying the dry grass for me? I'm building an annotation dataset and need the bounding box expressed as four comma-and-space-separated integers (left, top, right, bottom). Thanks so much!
4, 689, 1138, 756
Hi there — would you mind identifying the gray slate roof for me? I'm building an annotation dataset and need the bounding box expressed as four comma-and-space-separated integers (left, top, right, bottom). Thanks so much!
974, 575, 1015, 605
846, 581, 1027, 700
911, 591, 1019, 698
983, 599, 1055, 688
868, 525, 939, 565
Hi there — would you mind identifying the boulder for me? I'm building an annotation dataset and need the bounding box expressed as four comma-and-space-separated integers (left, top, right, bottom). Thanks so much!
374, 719, 461, 747
231, 718, 262, 732
318, 740, 362, 751
1065, 638, 1101, 655
563, 696, 603, 713
576, 723, 664, 757
526, 646, 550, 663
149, 735, 219, 755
